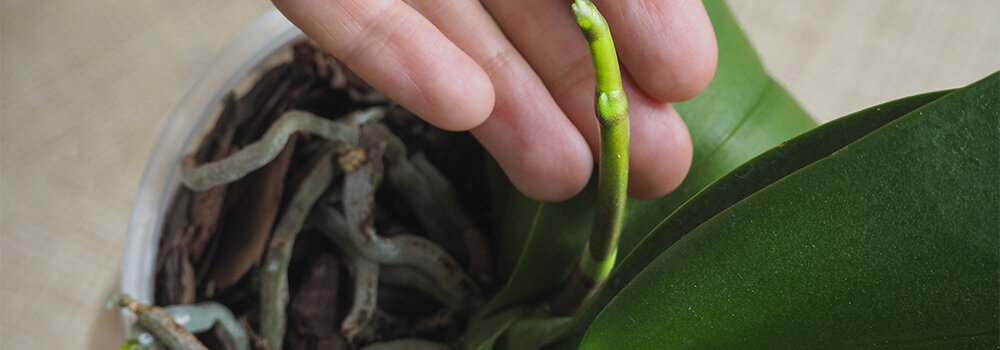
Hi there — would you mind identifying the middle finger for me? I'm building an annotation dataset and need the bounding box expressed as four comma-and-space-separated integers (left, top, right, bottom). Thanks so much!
480, 0, 693, 198
405, 0, 594, 201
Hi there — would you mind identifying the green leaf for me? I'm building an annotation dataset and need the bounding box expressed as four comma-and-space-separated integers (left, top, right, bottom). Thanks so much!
497, 315, 574, 350
465, 307, 532, 350
481, 183, 595, 317
562, 90, 951, 343
580, 73, 999, 348
484, 0, 816, 321
618, 0, 817, 257
466, 306, 571, 350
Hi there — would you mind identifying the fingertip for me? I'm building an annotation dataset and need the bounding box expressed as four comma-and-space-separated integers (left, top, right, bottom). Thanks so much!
603, 0, 718, 102
647, 26, 717, 102
473, 108, 593, 203
626, 98, 693, 200
500, 134, 593, 203
423, 62, 496, 132
519, 146, 593, 202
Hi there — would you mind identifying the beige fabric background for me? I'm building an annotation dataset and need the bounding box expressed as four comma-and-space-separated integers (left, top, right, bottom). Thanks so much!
1, 1, 996, 348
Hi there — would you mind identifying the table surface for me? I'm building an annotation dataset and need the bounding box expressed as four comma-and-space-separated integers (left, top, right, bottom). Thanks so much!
1, 1, 997, 348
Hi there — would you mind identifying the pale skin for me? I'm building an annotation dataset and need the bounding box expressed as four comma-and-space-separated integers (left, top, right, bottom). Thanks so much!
272, 0, 717, 201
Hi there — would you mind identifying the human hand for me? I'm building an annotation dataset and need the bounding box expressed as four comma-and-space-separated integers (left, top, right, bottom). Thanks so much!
272, 0, 717, 202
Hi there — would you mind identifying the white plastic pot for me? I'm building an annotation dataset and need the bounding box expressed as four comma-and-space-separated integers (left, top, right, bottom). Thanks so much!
120, 9, 302, 330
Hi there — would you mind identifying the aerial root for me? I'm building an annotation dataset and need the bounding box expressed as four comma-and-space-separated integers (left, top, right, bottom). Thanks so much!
342, 251, 380, 341
180, 108, 382, 191
108, 293, 208, 350
302, 137, 479, 341
259, 144, 339, 350
180, 109, 482, 347
307, 196, 478, 311
363, 123, 494, 287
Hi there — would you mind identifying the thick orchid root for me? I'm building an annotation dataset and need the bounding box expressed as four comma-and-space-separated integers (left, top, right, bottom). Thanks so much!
351, 309, 409, 344
181, 108, 382, 191
339, 149, 384, 342
410, 308, 459, 334
411, 153, 493, 287
259, 145, 339, 350
363, 123, 493, 287
308, 176, 478, 309
358, 338, 450, 350
379, 265, 464, 309
342, 251, 380, 341
108, 293, 208, 350
129, 302, 250, 350
343, 145, 479, 302
361, 124, 456, 247
300, 142, 478, 342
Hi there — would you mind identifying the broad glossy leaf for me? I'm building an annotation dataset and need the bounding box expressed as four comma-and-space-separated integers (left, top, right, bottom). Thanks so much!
617, 0, 817, 257
484, 0, 816, 321
580, 73, 999, 348
561, 90, 951, 343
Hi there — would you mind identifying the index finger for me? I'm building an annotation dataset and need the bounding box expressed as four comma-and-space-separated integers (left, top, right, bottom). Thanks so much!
597, 0, 718, 102
272, 0, 495, 131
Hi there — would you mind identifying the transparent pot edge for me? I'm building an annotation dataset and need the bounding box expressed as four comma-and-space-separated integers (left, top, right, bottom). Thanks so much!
119, 9, 301, 332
